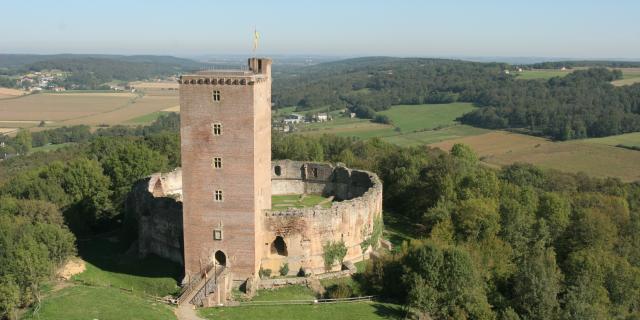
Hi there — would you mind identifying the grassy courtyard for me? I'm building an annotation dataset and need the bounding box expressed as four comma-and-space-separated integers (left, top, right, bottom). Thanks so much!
272, 194, 333, 211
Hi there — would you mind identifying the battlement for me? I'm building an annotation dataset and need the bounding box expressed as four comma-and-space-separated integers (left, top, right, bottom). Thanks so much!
179, 57, 271, 85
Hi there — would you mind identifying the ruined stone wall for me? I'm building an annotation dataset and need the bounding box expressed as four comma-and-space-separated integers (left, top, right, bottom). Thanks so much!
126, 170, 183, 265
131, 161, 383, 276
263, 161, 382, 275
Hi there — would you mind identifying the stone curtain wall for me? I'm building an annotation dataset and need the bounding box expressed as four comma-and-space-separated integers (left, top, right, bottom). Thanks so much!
126, 170, 184, 265
264, 160, 382, 274
129, 161, 383, 276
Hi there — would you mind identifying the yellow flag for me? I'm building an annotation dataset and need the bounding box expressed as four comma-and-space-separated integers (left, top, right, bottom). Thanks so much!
253, 29, 260, 52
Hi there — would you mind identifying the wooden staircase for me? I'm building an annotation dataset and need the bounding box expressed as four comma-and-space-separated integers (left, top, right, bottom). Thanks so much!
177, 262, 225, 306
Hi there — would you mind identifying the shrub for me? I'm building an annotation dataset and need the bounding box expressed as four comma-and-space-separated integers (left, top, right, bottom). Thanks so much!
259, 267, 272, 279
279, 263, 289, 276
323, 241, 348, 270
326, 283, 353, 299
373, 114, 392, 125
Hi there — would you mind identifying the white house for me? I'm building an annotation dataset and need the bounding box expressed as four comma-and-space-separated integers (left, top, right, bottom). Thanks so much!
283, 113, 305, 124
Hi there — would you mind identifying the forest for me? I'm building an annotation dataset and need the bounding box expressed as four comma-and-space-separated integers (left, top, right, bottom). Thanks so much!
1, 115, 640, 319
272, 57, 640, 140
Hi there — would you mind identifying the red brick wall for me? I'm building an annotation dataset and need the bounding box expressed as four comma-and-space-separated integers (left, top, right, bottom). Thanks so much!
180, 59, 272, 282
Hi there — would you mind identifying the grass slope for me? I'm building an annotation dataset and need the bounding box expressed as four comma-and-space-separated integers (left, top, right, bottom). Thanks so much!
22, 285, 176, 320
430, 131, 640, 182
584, 132, 640, 148
73, 237, 181, 297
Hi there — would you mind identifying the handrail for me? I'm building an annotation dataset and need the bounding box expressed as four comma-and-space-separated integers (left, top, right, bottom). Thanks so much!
176, 261, 217, 305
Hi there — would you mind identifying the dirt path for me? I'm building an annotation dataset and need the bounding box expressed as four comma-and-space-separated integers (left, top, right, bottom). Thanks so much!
175, 304, 205, 320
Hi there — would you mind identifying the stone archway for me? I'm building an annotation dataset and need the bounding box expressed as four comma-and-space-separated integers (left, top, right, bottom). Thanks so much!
270, 236, 288, 256
214, 250, 226, 266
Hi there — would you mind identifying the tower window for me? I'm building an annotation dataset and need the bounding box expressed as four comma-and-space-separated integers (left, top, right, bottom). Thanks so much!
212, 123, 222, 135
214, 190, 223, 202
313, 168, 318, 178
213, 157, 222, 169
212, 90, 221, 102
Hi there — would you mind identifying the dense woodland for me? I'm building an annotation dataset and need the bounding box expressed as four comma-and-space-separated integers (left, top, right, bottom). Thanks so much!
1, 114, 639, 318
272, 57, 640, 140
274, 133, 640, 320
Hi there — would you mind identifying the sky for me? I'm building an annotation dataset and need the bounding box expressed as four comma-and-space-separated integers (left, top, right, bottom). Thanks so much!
1, 0, 639, 59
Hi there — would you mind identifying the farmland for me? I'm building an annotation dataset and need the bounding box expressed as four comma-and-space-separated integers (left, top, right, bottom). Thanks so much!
430, 131, 640, 182
0, 87, 28, 99
0, 91, 178, 130
612, 68, 640, 86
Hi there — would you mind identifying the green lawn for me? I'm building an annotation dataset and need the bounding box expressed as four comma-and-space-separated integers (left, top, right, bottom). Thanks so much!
583, 132, 640, 148
126, 111, 172, 124
199, 302, 405, 320
515, 69, 571, 80
22, 285, 176, 320
74, 237, 181, 297
272, 194, 332, 211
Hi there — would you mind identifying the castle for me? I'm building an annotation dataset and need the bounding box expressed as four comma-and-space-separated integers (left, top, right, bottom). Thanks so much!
128, 58, 383, 306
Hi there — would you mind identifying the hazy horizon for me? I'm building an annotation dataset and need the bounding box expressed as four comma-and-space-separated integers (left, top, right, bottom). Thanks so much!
2, 0, 639, 60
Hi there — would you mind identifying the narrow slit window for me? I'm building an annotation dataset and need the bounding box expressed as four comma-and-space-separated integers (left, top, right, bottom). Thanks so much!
313, 168, 318, 178
214, 190, 223, 202
212, 123, 222, 135
213, 157, 222, 169
212, 90, 221, 102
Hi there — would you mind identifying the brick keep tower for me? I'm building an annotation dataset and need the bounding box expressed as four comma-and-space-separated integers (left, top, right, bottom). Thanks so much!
180, 58, 272, 283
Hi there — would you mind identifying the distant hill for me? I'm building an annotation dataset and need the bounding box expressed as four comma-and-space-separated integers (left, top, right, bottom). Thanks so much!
273, 56, 640, 140
0, 53, 206, 70
530, 60, 640, 69
0, 54, 212, 86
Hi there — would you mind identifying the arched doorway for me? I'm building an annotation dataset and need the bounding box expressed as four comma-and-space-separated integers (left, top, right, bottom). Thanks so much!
214, 250, 226, 266
270, 236, 288, 256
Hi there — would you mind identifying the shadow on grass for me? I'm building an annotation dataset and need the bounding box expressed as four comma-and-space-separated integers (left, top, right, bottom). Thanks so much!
372, 303, 408, 319
76, 235, 183, 283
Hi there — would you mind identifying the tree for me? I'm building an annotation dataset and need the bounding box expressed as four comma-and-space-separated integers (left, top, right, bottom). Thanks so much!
14, 129, 32, 154
89, 137, 168, 206
511, 244, 562, 320
452, 198, 500, 242
0, 276, 20, 320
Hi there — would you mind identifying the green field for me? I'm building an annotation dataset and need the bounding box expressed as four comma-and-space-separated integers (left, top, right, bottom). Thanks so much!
126, 111, 172, 124
23, 285, 176, 320
515, 69, 572, 80
272, 194, 332, 211
298, 103, 484, 145
583, 132, 640, 148
378, 103, 476, 132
